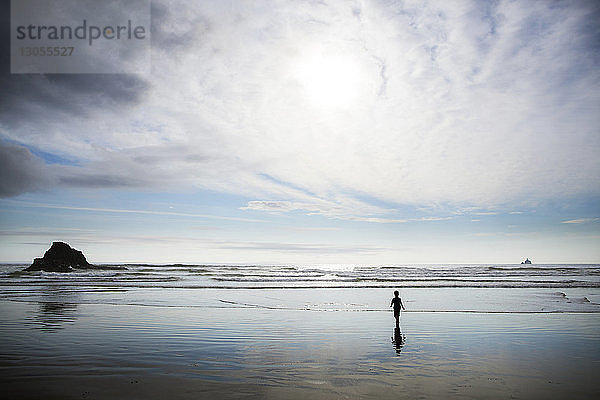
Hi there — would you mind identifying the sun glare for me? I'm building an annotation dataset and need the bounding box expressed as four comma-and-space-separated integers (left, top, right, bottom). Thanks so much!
294, 53, 361, 109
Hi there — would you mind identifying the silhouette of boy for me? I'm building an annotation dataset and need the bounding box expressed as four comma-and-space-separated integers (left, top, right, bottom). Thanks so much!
390, 290, 405, 326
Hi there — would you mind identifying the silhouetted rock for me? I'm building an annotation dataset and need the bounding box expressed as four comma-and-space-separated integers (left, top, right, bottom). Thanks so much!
25, 242, 93, 272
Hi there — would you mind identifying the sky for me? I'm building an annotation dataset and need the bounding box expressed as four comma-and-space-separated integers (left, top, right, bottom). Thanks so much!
1, 0, 599, 264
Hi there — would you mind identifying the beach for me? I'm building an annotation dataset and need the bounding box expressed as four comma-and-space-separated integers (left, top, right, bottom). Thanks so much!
3, 0, 598, 397
2, 1, 599, 398
1, 264, 599, 399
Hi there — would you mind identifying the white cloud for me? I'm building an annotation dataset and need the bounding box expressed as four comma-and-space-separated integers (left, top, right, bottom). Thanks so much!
10, 201, 265, 223
285, 226, 340, 232
240, 199, 407, 222
214, 240, 388, 254
561, 218, 600, 224
240, 199, 452, 223
2, 0, 599, 215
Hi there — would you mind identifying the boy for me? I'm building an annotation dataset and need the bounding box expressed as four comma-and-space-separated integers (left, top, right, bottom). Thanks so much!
390, 290, 405, 326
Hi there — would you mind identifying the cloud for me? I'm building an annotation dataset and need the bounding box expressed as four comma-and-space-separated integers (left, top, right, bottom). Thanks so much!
10, 201, 265, 223
241, 200, 301, 213
240, 199, 407, 222
5, 229, 388, 257
0, 143, 52, 197
561, 218, 600, 224
0, 227, 95, 237
1, 0, 598, 216
240, 200, 452, 223
286, 226, 340, 232
214, 240, 388, 254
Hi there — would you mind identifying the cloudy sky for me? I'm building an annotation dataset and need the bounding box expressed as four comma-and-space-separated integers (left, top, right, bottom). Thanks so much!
1, 0, 599, 264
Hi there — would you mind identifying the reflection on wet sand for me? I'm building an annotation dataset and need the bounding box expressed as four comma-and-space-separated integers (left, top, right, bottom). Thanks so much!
392, 326, 405, 354
30, 285, 79, 330
35, 301, 78, 330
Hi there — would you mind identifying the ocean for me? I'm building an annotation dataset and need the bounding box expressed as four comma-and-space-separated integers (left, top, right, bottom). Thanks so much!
1, 263, 599, 314
1, 263, 599, 398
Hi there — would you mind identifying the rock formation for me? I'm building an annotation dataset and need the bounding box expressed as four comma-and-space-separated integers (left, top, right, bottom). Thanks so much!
25, 242, 93, 272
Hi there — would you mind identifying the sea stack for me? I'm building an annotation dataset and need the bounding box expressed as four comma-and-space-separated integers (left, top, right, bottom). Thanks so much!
25, 242, 93, 272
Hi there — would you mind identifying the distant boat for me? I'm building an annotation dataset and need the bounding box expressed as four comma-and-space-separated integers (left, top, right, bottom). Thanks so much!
521, 258, 532, 264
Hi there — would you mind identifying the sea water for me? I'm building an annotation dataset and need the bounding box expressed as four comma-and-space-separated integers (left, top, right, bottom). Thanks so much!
1, 263, 599, 398
1, 263, 599, 313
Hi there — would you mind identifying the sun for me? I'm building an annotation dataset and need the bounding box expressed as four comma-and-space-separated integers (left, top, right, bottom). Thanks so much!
294, 52, 361, 109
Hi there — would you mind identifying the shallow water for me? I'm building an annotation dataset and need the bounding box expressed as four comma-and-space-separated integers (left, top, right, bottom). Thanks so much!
2, 284, 599, 314
1, 295, 599, 399
2, 263, 600, 314
2, 264, 599, 398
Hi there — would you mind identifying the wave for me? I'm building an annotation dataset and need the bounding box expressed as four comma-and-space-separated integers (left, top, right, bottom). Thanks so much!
3, 282, 598, 290
2, 263, 600, 290
488, 266, 596, 271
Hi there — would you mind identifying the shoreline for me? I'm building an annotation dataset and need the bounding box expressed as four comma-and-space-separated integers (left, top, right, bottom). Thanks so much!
2, 286, 599, 314
2, 297, 600, 314
2, 300, 599, 399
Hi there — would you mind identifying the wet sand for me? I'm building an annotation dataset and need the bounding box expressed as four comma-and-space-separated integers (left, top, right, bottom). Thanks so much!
1, 299, 599, 399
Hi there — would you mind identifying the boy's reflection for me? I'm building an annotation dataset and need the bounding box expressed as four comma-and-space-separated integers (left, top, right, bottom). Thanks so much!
392, 326, 405, 354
